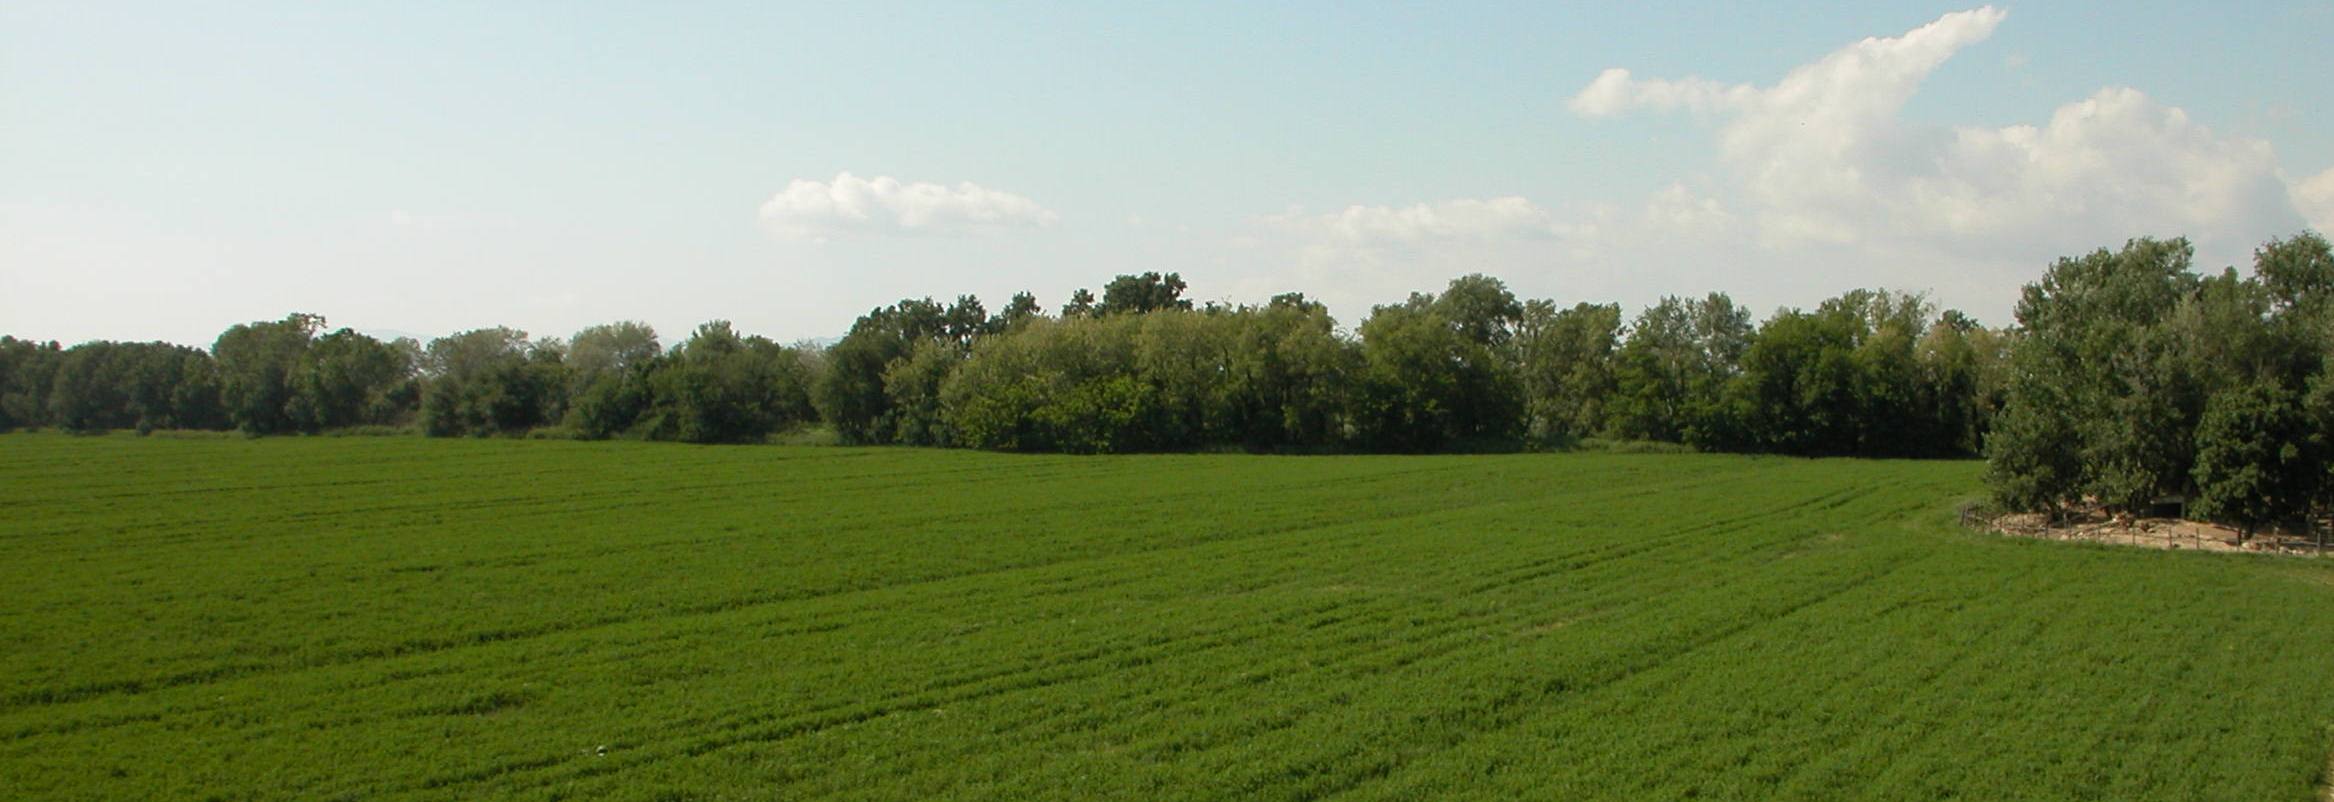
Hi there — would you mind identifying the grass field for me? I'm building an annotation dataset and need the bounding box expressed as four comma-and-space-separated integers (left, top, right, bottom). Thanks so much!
3, 435, 2333, 800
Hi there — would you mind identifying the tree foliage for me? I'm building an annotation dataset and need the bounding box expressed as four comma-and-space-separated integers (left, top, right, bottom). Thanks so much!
1984, 233, 2334, 530
420, 327, 561, 437
639, 322, 813, 444
214, 313, 325, 435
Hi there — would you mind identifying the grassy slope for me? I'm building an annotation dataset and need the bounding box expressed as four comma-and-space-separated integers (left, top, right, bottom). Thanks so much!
0, 434, 2330, 801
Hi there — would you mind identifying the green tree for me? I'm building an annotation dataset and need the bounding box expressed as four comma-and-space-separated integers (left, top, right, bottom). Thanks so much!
1130, 309, 1241, 447
942, 295, 989, 343
420, 327, 560, 437
1723, 307, 1859, 455
168, 350, 231, 431
641, 322, 812, 444
1918, 314, 2011, 456
565, 322, 662, 438
0, 337, 64, 430
1353, 285, 1521, 452
1435, 274, 1524, 350
1983, 381, 2084, 519
290, 329, 415, 431
942, 315, 1159, 453
1516, 301, 1622, 443
46, 342, 136, 433
1224, 294, 1357, 450
40, 341, 227, 434
995, 291, 1044, 330
2254, 231, 2334, 314
883, 338, 964, 446
213, 314, 324, 435
1096, 272, 1191, 316
814, 299, 953, 444
1061, 288, 1097, 319
567, 322, 661, 390
1987, 238, 2203, 513
2191, 382, 2314, 539
1608, 293, 1749, 445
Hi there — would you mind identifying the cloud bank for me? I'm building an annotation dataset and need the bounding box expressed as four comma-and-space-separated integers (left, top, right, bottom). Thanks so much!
1568, 5, 2307, 259
759, 172, 1058, 242
1235, 7, 2327, 325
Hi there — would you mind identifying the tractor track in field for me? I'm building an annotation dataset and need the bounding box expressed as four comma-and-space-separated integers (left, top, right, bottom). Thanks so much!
414, 481, 1907, 798
1296, 549, 1930, 802
2320, 746, 2333, 802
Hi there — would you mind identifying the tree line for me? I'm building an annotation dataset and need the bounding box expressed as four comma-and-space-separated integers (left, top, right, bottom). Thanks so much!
0, 269, 2008, 457
5, 233, 2332, 533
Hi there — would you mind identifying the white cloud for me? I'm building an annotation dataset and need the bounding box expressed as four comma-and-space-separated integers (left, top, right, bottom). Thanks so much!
1570, 6, 2310, 264
1235, 190, 1748, 319
1228, 6, 2323, 327
2295, 166, 2334, 234
1237, 197, 1566, 311
1570, 69, 1753, 118
1259, 196, 1564, 245
758, 172, 1058, 242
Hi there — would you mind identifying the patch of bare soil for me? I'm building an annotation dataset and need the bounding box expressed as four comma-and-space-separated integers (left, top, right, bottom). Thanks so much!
1979, 508, 2332, 557
2321, 746, 2332, 802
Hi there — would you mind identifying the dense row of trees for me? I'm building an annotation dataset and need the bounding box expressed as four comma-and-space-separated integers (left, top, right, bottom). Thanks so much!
10, 234, 2334, 534
3, 269, 2003, 456
0, 315, 822, 444
809, 271, 2007, 457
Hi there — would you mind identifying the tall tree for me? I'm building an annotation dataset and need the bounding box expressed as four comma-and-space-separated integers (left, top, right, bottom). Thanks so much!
1061, 288, 1097, 319
1353, 286, 1521, 452
1986, 238, 2203, 513
213, 313, 324, 435
2191, 381, 2313, 539
0, 337, 64, 431
565, 322, 662, 439
1096, 272, 1191, 316
814, 299, 948, 443
1435, 274, 1524, 349
420, 327, 560, 437
996, 291, 1044, 330
1224, 293, 1357, 450
642, 321, 812, 444
1608, 293, 1749, 445
883, 338, 964, 447
290, 329, 415, 431
1516, 301, 1622, 442
567, 322, 662, 389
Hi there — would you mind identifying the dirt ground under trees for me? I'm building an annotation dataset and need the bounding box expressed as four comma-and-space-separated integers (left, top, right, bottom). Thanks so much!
1978, 508, 2333, 557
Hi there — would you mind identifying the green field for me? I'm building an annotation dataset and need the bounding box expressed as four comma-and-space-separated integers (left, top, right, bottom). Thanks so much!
3, 436, 2332, 800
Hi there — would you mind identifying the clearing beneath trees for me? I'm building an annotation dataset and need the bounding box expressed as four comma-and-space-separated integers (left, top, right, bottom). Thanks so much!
1984, 508, 2334, 556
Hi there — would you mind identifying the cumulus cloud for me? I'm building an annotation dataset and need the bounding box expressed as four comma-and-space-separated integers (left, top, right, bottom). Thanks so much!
2295, 167, 2334, 234
1233, 7, 2322, 325
1569, 69, 1754, 118
1259, 196, 1565, 245
758, 172, 1058, 242
1570, 6, 2310, 262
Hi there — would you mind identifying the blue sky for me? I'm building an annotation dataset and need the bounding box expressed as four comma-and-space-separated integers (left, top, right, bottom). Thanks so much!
5, 2, 2331, 347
